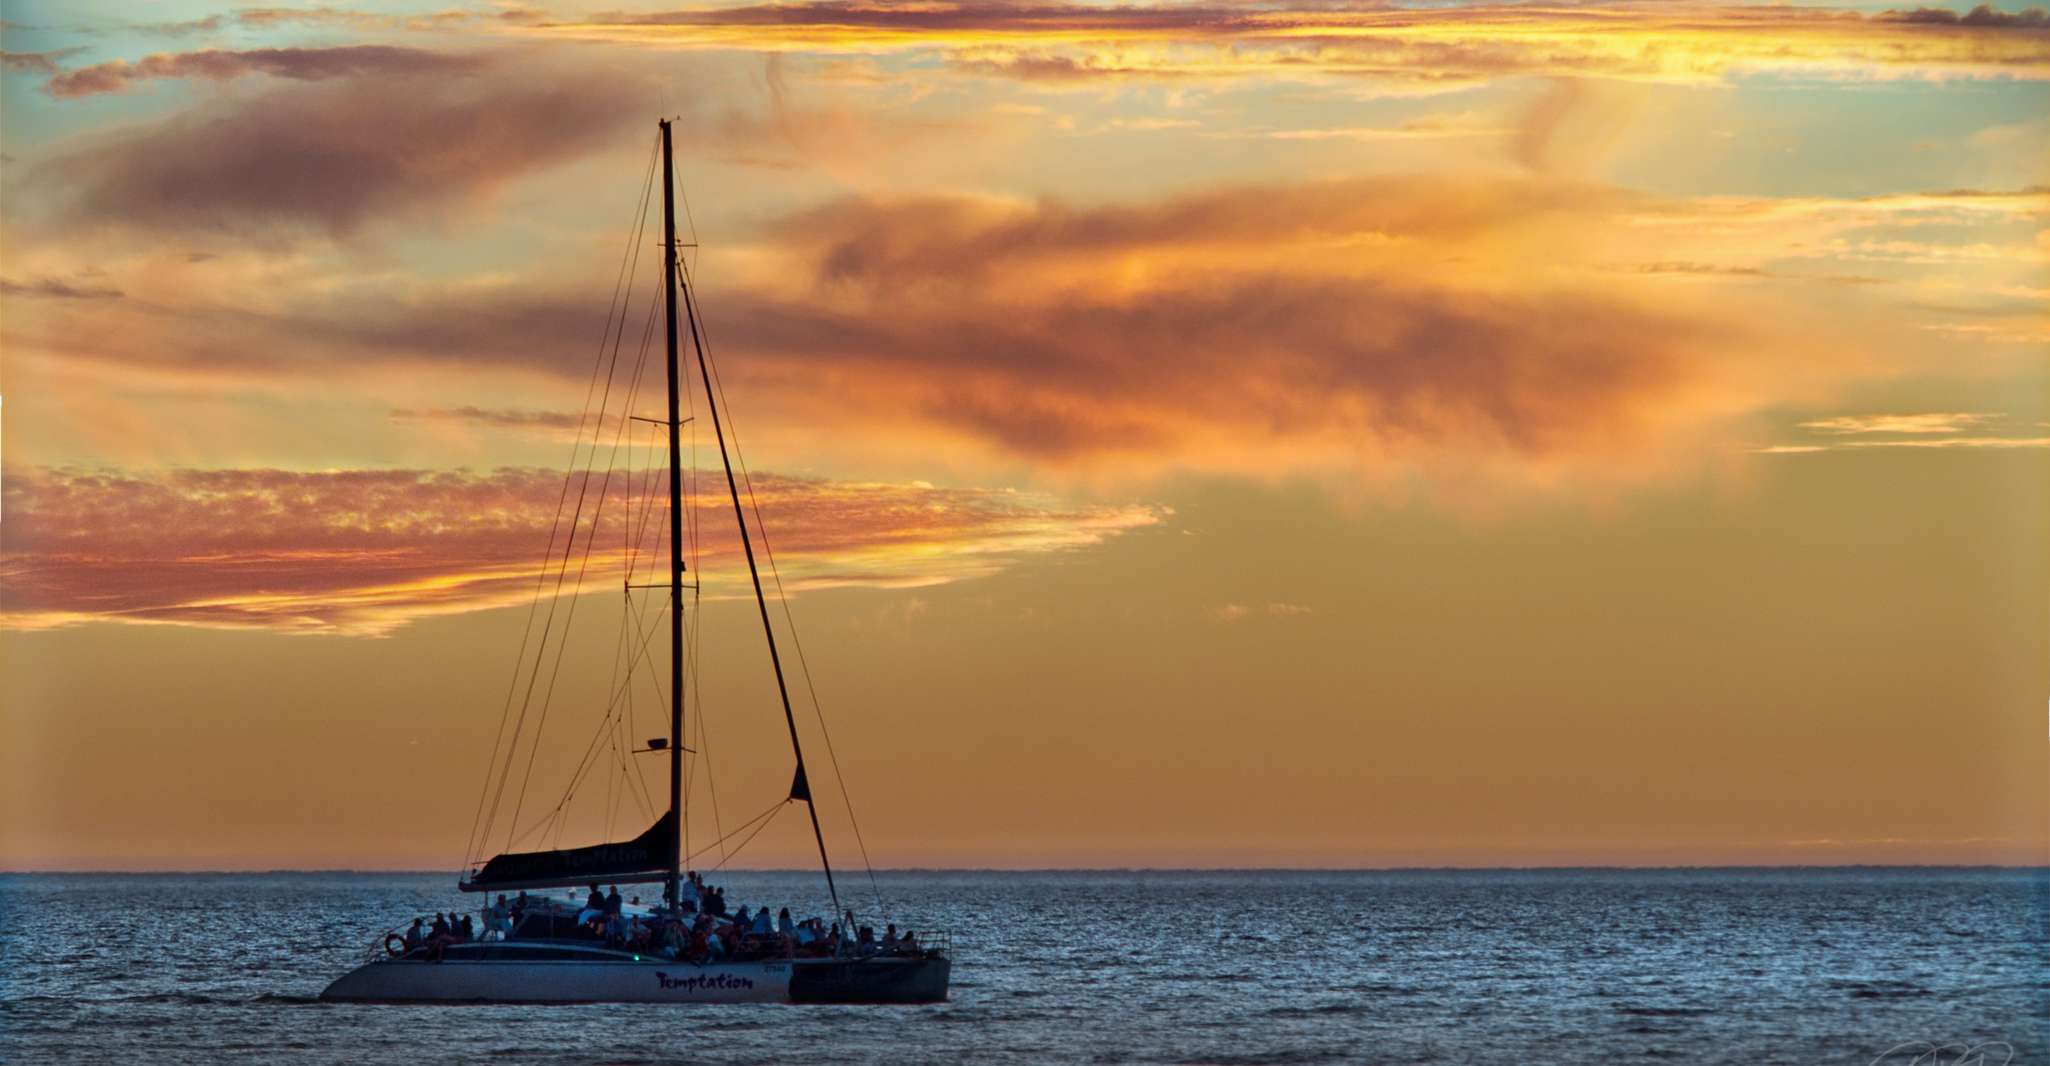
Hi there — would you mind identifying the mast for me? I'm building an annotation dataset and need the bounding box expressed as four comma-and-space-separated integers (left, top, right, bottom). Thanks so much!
660, 119, 685, 909
675, 206, 843, 927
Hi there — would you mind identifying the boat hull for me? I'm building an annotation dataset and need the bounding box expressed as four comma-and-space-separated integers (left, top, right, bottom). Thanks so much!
319, 955, 949, 1005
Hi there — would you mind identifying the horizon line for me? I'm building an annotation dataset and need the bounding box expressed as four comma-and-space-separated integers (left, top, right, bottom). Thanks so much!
5, 863, 2046, 876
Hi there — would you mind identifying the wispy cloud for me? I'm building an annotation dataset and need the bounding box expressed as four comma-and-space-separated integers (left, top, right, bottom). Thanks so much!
0, 275, 123, 300
1213, 601, 1315, 622
391, 407, 594, 432
1798, 412, 2002, 435
0, 466, 1160, 634
1756, 411, 2049, 453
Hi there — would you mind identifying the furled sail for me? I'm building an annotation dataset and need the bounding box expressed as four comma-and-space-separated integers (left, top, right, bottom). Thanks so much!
460, 812, 677, 893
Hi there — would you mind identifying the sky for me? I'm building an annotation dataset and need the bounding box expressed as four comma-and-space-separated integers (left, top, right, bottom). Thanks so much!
0, 0, 2045, 873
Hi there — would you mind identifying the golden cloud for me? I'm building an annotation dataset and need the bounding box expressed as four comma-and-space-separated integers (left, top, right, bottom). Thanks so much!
0, 466, 1160, 634
529, 2, 2050, 84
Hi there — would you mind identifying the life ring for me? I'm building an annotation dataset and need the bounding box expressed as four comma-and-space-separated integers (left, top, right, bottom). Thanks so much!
385, 934, 409, 957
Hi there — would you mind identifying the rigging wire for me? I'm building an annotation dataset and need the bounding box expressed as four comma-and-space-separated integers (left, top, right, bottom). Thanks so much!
525, 265, 670, 846
678, 260, 886, 916
502, 184, 659, 851
469, 132, 660, 869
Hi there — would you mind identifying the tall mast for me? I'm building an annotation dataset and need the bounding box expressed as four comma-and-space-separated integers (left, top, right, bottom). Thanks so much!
659, 119, 685, 909
676, 216, 843, 927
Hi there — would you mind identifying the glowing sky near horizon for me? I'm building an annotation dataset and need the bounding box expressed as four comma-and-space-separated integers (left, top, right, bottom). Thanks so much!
0, 0, 2045, 871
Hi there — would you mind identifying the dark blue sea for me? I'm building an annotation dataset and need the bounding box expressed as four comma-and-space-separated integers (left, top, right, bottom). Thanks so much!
2, 869, 2044, 1064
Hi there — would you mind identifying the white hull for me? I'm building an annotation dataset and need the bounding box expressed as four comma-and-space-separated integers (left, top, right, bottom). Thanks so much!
321, 958, 791, 1004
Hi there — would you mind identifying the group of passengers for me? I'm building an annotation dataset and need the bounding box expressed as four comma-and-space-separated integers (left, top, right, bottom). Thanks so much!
401, 911, 476, 960
399, 873, 930, 967
406, 870, 925, 963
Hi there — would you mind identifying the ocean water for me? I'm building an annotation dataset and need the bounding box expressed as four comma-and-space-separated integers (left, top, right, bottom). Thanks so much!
1, 869, 2044, 1065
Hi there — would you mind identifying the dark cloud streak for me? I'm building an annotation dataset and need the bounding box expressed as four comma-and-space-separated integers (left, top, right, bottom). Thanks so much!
34, 57, 642, 238
44, 45, 488, 98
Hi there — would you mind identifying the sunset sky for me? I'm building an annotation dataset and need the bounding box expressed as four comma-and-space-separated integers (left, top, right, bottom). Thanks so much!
1, 0, 2045, 872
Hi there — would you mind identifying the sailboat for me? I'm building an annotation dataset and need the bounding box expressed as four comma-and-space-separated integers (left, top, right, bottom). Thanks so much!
320, 119, 952, 1005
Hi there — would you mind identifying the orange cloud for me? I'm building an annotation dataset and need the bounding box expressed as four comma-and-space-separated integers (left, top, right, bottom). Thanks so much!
0, 466, 1160, 634
531, 2, 2050, 83
7, 164, 2034, 484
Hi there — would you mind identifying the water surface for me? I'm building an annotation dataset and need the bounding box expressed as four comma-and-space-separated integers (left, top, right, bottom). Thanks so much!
2, 869, 2044, 1064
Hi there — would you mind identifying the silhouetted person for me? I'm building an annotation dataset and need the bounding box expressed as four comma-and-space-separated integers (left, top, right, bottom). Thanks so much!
605, 885, 623, 916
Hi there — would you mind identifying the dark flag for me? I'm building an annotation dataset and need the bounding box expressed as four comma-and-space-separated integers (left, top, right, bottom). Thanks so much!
789, 763, 812, 803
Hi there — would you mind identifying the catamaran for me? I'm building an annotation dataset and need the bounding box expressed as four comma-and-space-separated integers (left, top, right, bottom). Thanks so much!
320, 119, 951, 1005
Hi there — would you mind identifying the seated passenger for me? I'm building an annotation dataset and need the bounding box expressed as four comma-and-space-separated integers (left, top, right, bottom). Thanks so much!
752, 908, 775, 936
703, 923, 728, 962
777, 908, 796, 937
586, 883, 605, 914
404, 917, 427, 951
458, 914, 475, 941
856, 926, 877, 958
426, 913, 457, 961
488, 896, 513, 939
881, 924, 900, 952
662, 919, 687, 959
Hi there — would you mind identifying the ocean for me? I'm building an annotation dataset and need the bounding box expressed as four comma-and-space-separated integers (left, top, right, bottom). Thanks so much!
2, 868, 2044, 1064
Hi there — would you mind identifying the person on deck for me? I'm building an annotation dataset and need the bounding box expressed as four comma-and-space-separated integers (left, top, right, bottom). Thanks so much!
487, 896, 512, 939
752, 908, 775, 936
426, 914, 457, 961
586, 883, 605, 913
661, 918, 688, 959
701, 925, 726, 962
458, 914, 475, 941
881, 924, 899, 952
604, 885, 623, 916
777, 908, 795, 937
627, 915, 651, 951
404, 917, 427, 951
